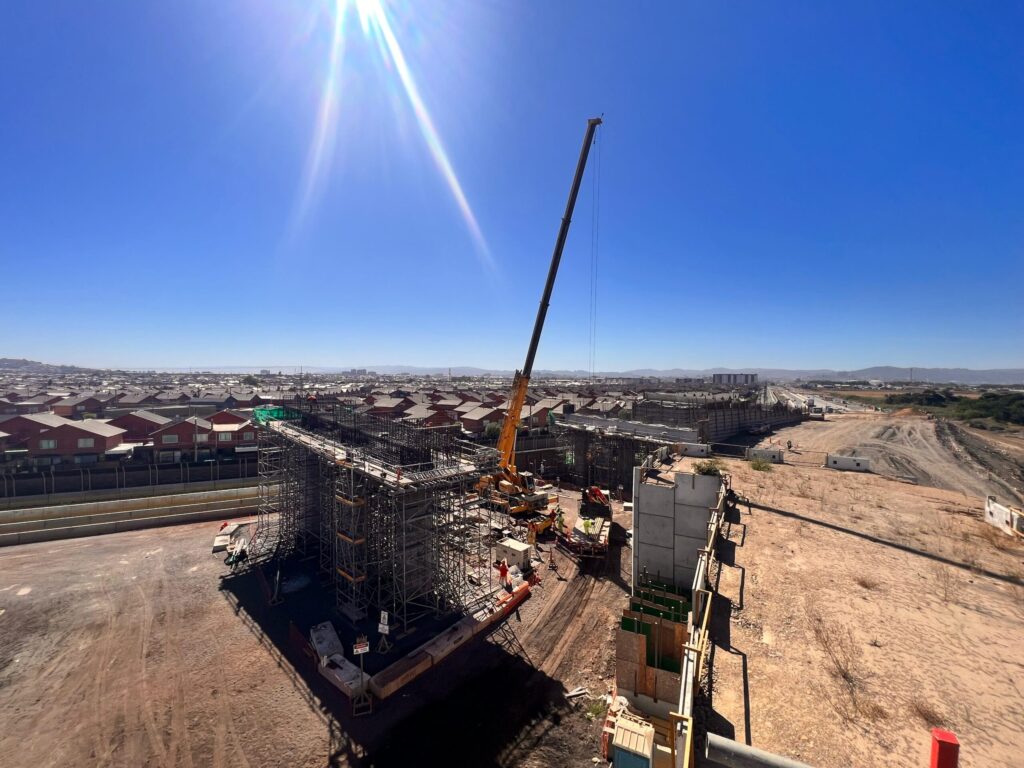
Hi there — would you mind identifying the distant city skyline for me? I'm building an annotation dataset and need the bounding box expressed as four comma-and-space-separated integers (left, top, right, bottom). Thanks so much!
1, 2, 1022, 370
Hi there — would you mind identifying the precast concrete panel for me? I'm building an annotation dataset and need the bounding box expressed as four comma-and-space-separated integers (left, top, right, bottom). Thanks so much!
638, 514, 675, 546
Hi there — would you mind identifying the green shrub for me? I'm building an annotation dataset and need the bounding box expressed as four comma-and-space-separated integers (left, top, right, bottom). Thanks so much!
693, 458, 723, 477
750, 458, 773, 472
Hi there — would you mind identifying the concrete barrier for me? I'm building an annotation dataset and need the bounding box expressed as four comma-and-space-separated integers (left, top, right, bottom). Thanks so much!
0, 476, 260, 511
675, 442, 711, 457
825, 454, 871, 472
746, 447, 784, 464
0, 486, 261, 547
984, 496, 1022, 537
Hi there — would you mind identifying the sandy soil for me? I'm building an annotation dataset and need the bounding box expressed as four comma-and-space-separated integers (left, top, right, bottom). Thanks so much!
766, 413, 1022, 503
0, 496, 632, 767
691, 455, 1024, 768
0, 524, 331, 768
957, 425, 1024, 500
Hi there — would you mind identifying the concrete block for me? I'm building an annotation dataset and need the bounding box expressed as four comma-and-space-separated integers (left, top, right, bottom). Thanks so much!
319, 653, 367, 697
746, 447, 784, 464
369, 650, 433, 700
309, 621, 344, 663
676, 442, 710, 457
825, 454, 871, 472
421, 616, 478, 666
984, 496, 1018, 536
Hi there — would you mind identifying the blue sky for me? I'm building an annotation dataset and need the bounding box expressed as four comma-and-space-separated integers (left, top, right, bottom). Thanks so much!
1, 1, 1021, 371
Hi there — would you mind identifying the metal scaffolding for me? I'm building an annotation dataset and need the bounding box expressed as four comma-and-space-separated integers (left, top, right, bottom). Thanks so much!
249, 400, 500, 632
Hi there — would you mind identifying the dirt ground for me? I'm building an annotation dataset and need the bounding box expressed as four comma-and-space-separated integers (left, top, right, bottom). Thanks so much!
0, 493, 632, 768
765, 412, 1022, 504
691, 417, 1024, 768
818, 389, 985, 401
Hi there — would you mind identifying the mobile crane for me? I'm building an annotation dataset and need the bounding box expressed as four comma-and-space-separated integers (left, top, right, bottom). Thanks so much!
478, 116, 603, 518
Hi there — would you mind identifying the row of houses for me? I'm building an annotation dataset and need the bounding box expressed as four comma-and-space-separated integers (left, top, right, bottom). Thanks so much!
365, 392, 631, 435
0, 383, 639, 467
0, 388, 300, 419
0, 409, 260, 467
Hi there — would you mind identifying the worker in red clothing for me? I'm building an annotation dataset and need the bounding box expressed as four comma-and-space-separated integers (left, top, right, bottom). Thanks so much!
498, 558, 511, 591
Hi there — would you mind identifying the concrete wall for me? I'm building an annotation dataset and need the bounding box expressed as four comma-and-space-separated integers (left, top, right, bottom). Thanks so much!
825, 454, 871, 472
0, 486, 259, 546
676, 442, 710, 457
632, 467, 721, 591
746, 447, 784, 463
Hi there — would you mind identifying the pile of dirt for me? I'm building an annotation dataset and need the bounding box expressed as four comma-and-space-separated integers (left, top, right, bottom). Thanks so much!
892, 407, 917, 417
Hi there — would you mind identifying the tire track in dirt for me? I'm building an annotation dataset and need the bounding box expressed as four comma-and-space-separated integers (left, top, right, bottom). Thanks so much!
136, 581, 171, 766
90, 579, 118, 765
528, 573, 598, 677
774, 414, 1014, 499
153, 550, 196, 768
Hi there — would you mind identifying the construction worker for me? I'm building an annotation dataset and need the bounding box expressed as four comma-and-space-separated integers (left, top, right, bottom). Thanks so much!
498, 558, 511, 591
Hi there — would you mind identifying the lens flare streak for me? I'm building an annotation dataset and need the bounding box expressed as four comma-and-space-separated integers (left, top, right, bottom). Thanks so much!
357, 0, 492, 268
292, 1, 347, 232
294, 0, 492, 269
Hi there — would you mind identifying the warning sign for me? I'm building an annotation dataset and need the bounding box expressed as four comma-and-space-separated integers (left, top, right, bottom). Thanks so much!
353, 635, 370, 655
378, 622, 390, 635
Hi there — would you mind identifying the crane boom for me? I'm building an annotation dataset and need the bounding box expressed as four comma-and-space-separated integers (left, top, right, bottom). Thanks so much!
496, 116, 603, 478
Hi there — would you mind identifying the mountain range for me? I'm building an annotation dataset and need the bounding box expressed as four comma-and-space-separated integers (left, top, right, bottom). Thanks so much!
2, 359, 1023, 385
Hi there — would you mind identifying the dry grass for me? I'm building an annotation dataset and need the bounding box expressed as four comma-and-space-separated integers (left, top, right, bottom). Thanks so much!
979, 523, 1013, 551
855, 576, 879, 591
911, 698, 947, 729
809, 608, 862, 690
954, 536, 981, 572
931, 561, 959, 602
807, 607, 894, 724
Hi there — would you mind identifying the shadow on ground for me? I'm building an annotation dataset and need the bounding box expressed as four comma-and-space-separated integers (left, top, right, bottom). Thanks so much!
749, 501, 1024, 586
219, 562, 569, 767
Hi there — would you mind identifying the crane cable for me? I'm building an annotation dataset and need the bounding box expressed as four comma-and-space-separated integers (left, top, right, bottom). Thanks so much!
588, 123, 603, 380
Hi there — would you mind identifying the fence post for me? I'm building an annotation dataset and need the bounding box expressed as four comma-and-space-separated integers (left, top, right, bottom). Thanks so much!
930, 729, 959, 768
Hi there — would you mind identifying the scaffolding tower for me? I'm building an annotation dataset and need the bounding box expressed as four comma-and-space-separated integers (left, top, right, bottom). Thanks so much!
249, 400, 500, 632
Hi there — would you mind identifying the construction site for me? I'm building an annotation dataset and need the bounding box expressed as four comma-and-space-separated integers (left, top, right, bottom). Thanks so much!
1, 117, 1022, 768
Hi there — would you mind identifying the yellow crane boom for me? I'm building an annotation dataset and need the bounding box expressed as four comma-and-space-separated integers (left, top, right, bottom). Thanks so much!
495, 116, 603, 484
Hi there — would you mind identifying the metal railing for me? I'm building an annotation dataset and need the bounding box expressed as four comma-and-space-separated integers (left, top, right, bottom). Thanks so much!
670, 479, 728, 768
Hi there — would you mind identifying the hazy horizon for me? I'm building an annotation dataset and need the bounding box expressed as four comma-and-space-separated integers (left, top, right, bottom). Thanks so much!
2, 2, 1022, 370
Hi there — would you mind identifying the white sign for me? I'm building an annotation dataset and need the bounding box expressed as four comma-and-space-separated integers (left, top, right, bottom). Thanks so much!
380, 610, 388, 625
378, 622, 390, 635
353, 641, 370, 655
